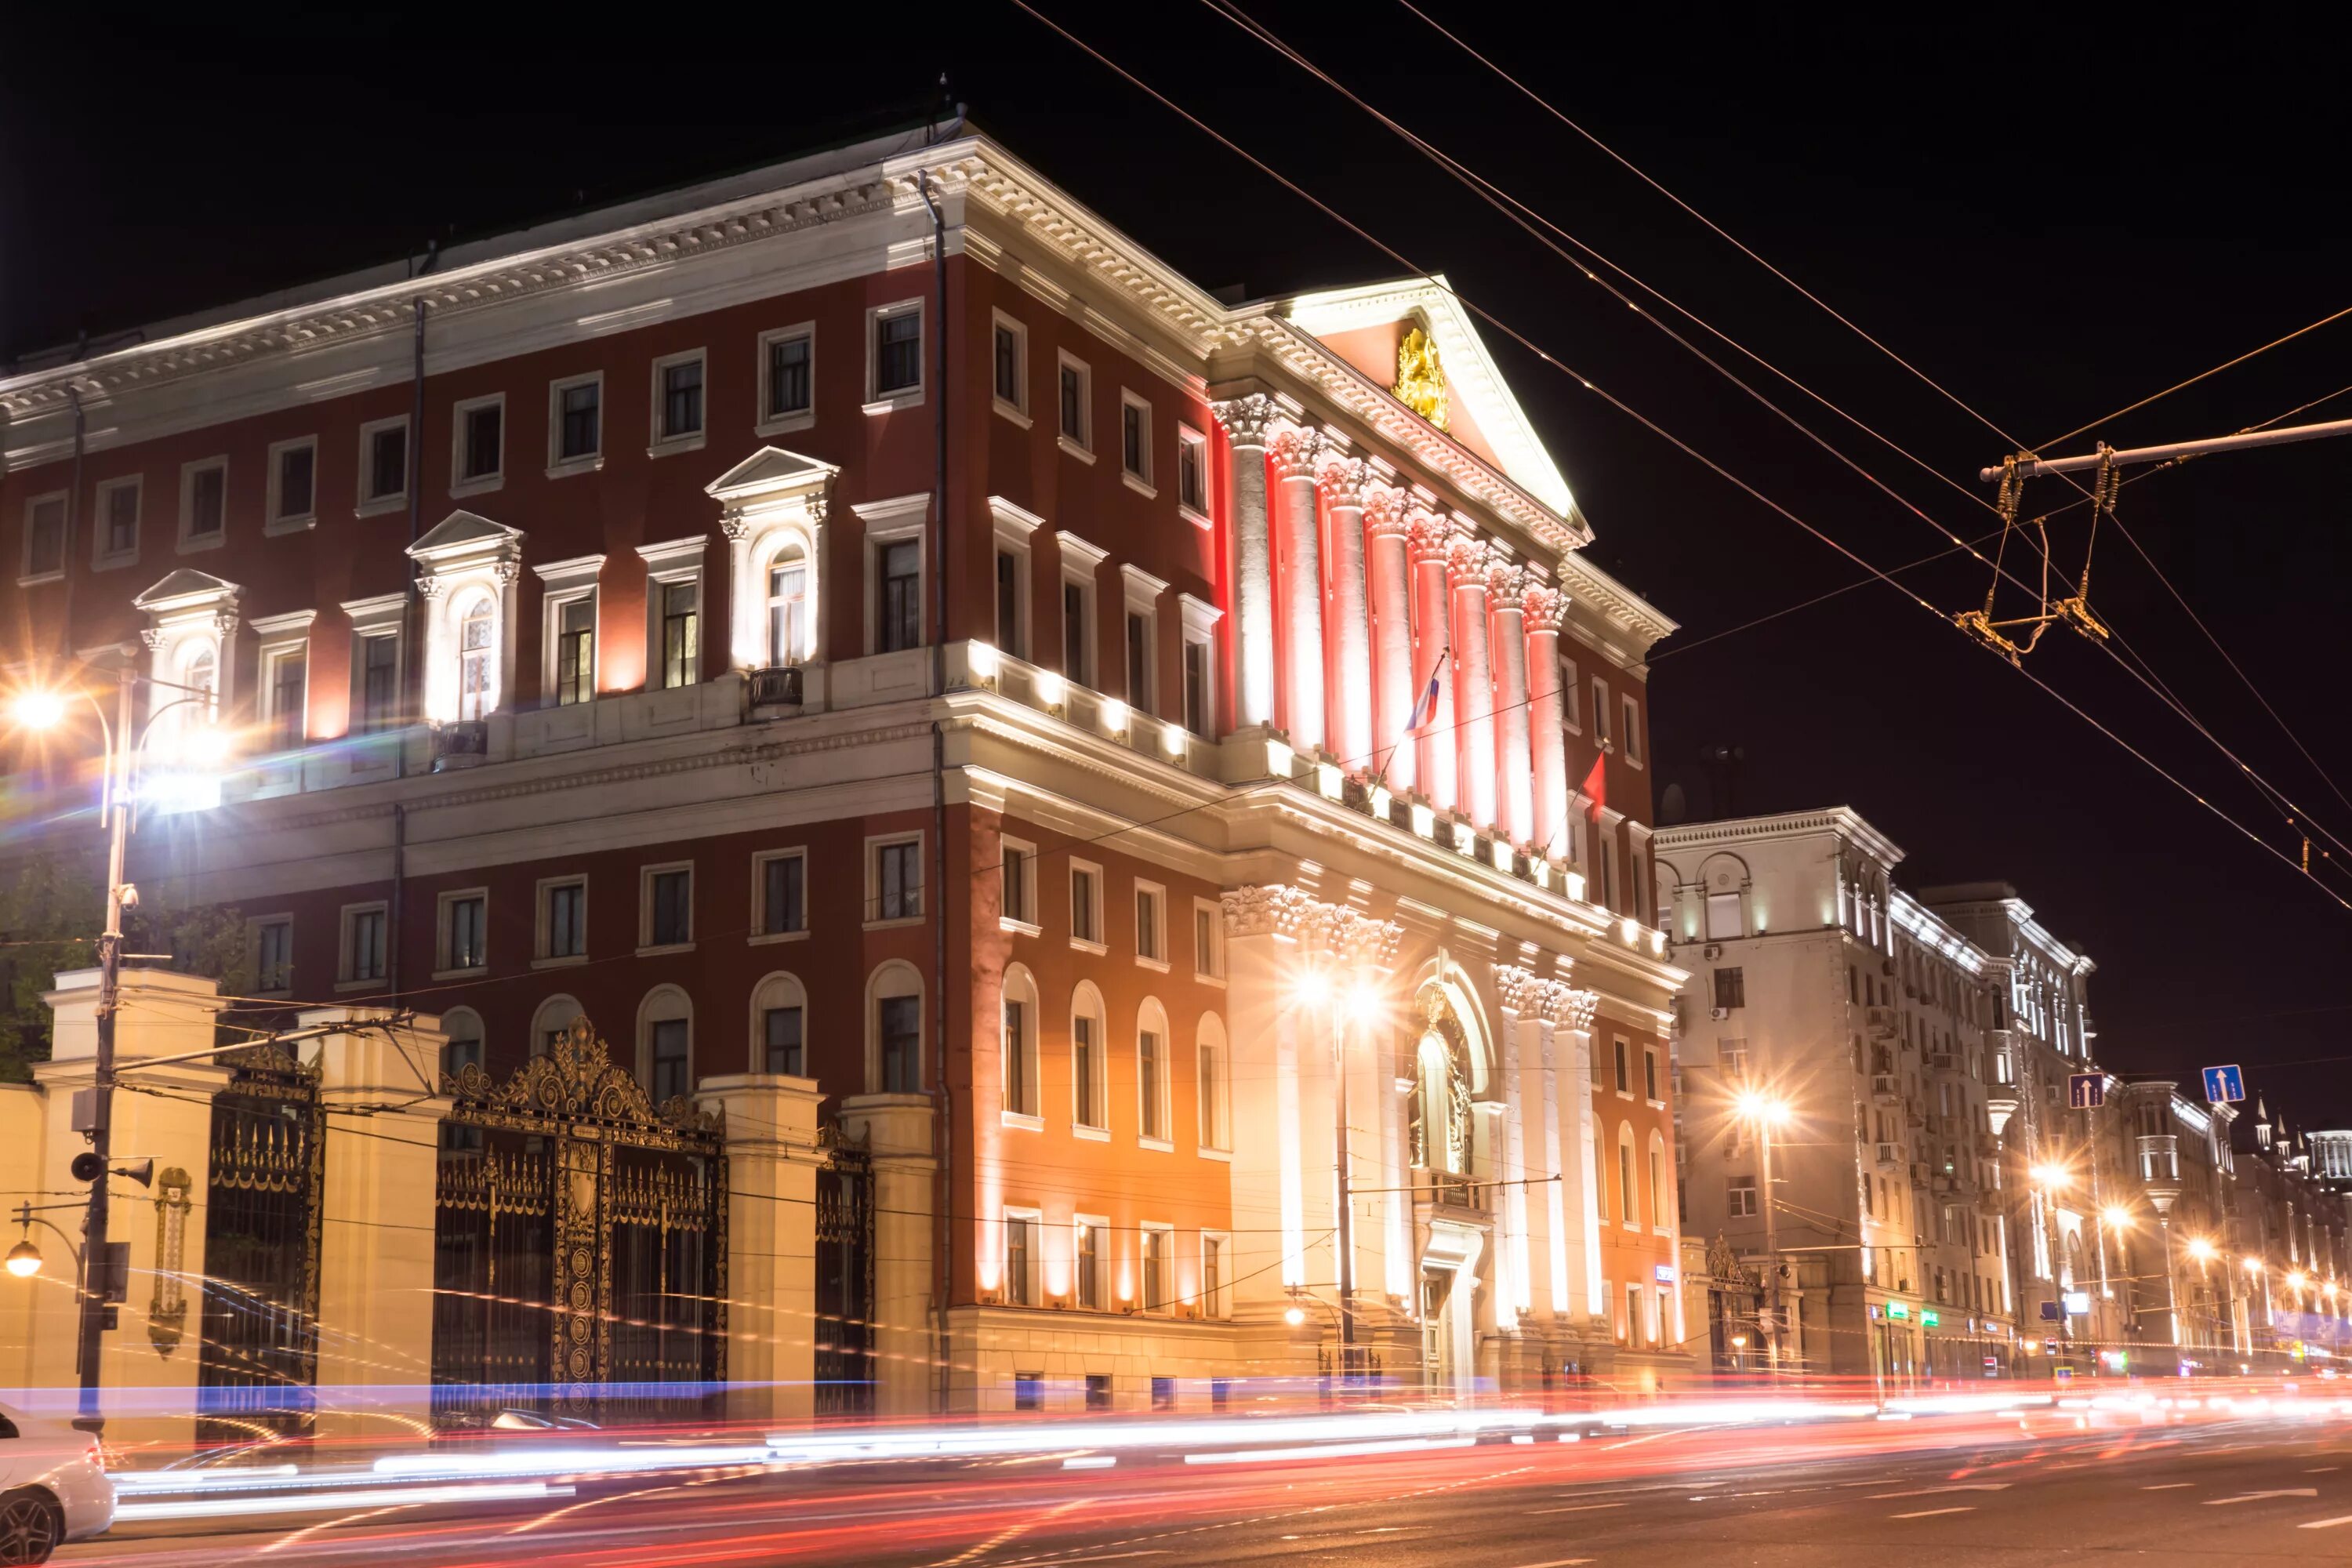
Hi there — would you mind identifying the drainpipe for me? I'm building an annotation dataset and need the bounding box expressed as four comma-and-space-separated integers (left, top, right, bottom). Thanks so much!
389, 247, 434, 998
916, 165, 953, 1414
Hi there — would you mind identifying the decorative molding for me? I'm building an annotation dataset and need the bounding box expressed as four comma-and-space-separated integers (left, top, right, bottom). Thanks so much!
1559, 989, 1601, 1033
1483, 560, 1523, 604
1443, 534, 1490, 583
1316, 454, 1372, 508
1221, 882, 1403, 967
1363, 485, 1412, 539
1522, 584, 1565, 630
1266, 423, 1323, 482
1210, 393, 1280, 449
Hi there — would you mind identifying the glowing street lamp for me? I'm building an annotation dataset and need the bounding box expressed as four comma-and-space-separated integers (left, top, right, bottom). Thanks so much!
4, 1240, 39, 1279
2187, 1237, 2218, 1263
2101, 1205, 2133, 1232
1731, 1089, 1791, 1370
2030, 1161, 2072, 1192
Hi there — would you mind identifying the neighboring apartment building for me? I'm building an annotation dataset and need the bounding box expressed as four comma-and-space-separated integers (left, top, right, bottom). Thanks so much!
0, 119, 1686, 1417
1653, 807, 2019, 1382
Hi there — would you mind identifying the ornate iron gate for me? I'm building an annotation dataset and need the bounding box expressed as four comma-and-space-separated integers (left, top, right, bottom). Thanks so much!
194, 1047, 325, 1445
431, 1017, 726, 1427
813, 1141, 874, 1416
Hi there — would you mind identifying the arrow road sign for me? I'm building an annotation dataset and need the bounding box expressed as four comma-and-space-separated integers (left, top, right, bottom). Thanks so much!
2203, 1064, 2246, 1104
2069, 1073, 2106, 1109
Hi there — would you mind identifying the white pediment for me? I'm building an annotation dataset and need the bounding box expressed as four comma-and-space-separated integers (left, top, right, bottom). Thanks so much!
406, 509, 524, 565
706, 445, 839, 506
132, 568, 241, 615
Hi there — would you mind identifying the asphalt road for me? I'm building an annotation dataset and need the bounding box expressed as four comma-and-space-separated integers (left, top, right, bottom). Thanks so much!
61, 1406, 2352, 1566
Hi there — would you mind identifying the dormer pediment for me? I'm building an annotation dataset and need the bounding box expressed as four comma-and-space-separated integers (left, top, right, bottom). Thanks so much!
706, 445, 838, 508
132, 568, 241, 617
406, 510, 524, 567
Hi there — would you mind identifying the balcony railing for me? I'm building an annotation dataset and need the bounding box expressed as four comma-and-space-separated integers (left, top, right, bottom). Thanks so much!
430, 720, 488, 771
747, 664, 805, 709
1414, 1169, 1492, 1214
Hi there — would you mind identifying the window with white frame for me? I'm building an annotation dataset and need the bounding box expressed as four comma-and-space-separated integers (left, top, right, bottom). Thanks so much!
437, 889, 488, 976
990, 498, 1041, 662
874, 535, 921, 654
753, 849, 808, 939
758, 324, 815, 433
535, 556, 602, 708
1178, 593, 1219, 739
339, 902, 388, 986
753, 971, 806, 1076
1069, 860, 1104, 951
1618, 1128, 1639, 1224
651, 350, 707, 450
453, 593, 496, 722
869, 300, 924, 403
1119, 390, 1153, 489
358, 418, 408, 512
869, 834, 923, 925
549, 372, 603, 470
870, 963, 924, 1093
638, 537, 705, 690
252, 916, 294, 995
452, 393, 505, 492
94, 476, 139, 565
1072, 983, 1108, 1131
1134, 881, 1166, 967
1591, 676, 1611, 746
1136, 1003, 1171, 1145
1192, 897, 1224, 981
259, 637, 308, 752
1002, 964, 1040, 1121
1621, 694, 1643, 766
1073, 1215, 1106, 1309
640, 986, 693, 1104
267, 438, 317, 532
1729, 1174, 1759, 1217
990, 310, 1029, 423
1000, 834, 1038, 930
1200, 1231, 1229, 1317
1177, 425, 1208, 519
18, 492, 64, 581
1058, 531, 1105, 686
345, 598, 404, 737
641, 862, 694, 950
539, 876, 587, 962
1120, 562, 1165, 716
1561, 655, 1581, 731
1001, 1209, 1040, 1306
181, 457, 228, 546
1196, 1012, 1231, 1150
1138, 1225, 1172, 1313
1056, 351, 1091, 456
532, 995, 583, 1054
765, 544, 810, 666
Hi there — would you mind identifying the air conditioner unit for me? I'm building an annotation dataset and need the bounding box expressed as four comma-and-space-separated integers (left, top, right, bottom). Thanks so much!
1702, 943, 1723, 960
1710, 1007, 1730, 1021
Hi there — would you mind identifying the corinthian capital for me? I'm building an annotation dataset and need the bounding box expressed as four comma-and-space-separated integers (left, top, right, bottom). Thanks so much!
1559, 989, 1601, 1033
1267, 424, 1323, 481
1522, 584, 1566, 631
1211, 393, 1281, 448
1407, 511, 1453, 564
1316, 455, 1373, 509
1483, 560, 1524, 604
1444, 535, 1490, 584
1494, 963, 1541, 1014
1363, 486, 1413, 539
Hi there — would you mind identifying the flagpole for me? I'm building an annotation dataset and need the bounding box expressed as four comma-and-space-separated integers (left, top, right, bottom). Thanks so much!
1370, 644, 1449, 793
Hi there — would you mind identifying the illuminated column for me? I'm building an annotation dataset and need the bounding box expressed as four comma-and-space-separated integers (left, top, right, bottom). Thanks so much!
1211, 395, 1279, 730
836, 1093, 937, 1415
1269, 425, 1327, 750
1408, 513, 1457, 809
1494, 967, 1540, 1327
1447, 534, 1497, 830
1524, 586, 1570, 862
1223, 887, 1313, 1298
1536, 995, 1574, 1317
1486, 561, 1533, 847
700, 1069, 827, 1423
1564, 990, 1607, 1320
1318, 454, 1374, 771
1363, 486, 1416, 789
1381, 994, 1414, 1301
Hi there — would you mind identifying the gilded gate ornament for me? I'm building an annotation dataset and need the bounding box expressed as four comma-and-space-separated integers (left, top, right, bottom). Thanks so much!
1392, 325, 1450, 432
147, 1167, 192, 1354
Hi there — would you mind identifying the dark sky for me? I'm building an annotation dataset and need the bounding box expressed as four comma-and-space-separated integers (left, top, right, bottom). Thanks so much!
8, 7, 2348, 1119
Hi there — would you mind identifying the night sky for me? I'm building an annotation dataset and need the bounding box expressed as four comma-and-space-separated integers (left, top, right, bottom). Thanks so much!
7, 9, 2346, 1119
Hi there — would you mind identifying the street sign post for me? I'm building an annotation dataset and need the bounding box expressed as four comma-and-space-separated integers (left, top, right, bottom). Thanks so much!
2068, 1073, 2106, 1109
2202, 1064, 2246, 1105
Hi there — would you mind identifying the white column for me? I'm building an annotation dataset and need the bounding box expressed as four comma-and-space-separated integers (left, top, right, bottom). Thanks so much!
1538, 1012, 1573, 1317
1269, 425, 1326, 750
1566, 994, 1606, 1319
1212, 396, 1279, 730
1447, 535, 1497, 831
1364, 487, 1415, 789
1525, 586, 1569, 862
1487, 561, 1533, 847
1408, 514, 1456, 810
1317, 455, 1374, 771
723, 509, 759, 671
1494, 972, 1535, 1327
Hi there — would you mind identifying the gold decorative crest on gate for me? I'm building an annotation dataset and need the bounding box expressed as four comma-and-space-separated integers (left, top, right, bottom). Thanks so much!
444, 1014, 723, 1145
1392, 325, 1450, 433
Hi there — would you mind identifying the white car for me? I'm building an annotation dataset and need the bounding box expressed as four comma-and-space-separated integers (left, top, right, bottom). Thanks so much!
0, 1406, 112, 1565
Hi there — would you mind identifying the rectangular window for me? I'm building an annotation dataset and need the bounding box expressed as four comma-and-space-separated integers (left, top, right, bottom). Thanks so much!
459, 400, 503, 483
1014, 1373, 1044, 1412
1644, 1047, 1661, 1102
545, 880, 586, 960
649, 1018, 690, 1103
1120, 397, 1149, 481
1074, 1218, 1103, 1308
1713, 967, 1747, 1010
274, 441, 315, 522
1728, 1175, 1758, 1218
1201, 1233, 1226, 1317
359, 634, 399, 731
1197, 1025, 1229, 1151
1134, 884, 1164, 964
660, 580, 699, 688
1595, 834, 1613, 911
1592, 677, 1611, 744
186, 463, 227, 539
877, 839, 922, 921
764, 1004, 804, 1076
1152, 1377, 1176, 1412
254, 918, 293, 994
659, 355, 705, 441
880, 995, 921, 1092
768, 557, 807, 666
1085, 1374, 1112, 1411
761, 852, 806, 936
648, 867, 692, 947
1138, 1029, 1166, 1142
345, 905, 387, 984
1704, 891, 1742, 941
1619, 1147, 1638, 1221
1561, 657, 1581, 729
555, 597, 596, 706
1193, 899, 1223, 980
995, 549, 1022, 658
1069, 865, 1099, 946
1141, 1227, 1171, 1313
556, 377, 601, 462
1183, 639, 1211, 738
766, 331, 812, 419
875, 307, 922, 397
443, 893, 488, 972
1058, 356, 1090, 448
1073, 1013, 1103, 1129
100, 480, 139, 557
265, 647, 307, 750
1621, 695, 1643, 764
365, 423, 408, 504
1125, 612, 1151, 707
1178, 428, 1207, 514
878, 538, 922, 653
992, 320, 1023, 408
1613, 1036, 1631, 1094
1062, 580, 1090, 682
1719, 1036, 1749, 1077
1003, 997, 1032, 1116
1001, 838, 1034, 926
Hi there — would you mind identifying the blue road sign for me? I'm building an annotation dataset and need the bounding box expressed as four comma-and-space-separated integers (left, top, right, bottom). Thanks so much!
2202, 1063, 2246, 1105
2068, 1073, 2106, 1109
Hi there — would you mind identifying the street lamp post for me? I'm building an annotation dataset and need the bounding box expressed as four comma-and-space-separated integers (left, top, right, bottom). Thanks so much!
1733, 1090, 1790, 1370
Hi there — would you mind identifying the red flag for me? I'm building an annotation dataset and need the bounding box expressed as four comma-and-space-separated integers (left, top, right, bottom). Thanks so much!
1581, 751, 1606, 819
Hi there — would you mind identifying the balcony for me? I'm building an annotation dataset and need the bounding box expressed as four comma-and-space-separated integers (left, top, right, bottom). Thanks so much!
1929, 1051, 1962, 1076
1875, 1141, 1904, 1171
1864, 1006, 1898, 1038
1413, 1168, 1492, 1218
2137, 1134, 2180, 1185
747, 664, 805, 712
430, 720, 488, 772
1976, 1191, 2005, 1216
1871, 1073, 1901, 1104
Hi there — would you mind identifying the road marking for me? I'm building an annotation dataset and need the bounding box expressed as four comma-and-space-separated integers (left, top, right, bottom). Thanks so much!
2300, 1516, 2352, 1531
1509, 1560, 1595, 1568
1530, 1502, 1626, 1514
1868, 1484, 2012, 1499
2141, 1483, 2194, 1490
1891, 1507, 1975, 1519
2310, 1467, 2342, 1474
1040, 1556, 1170, 1565
2205, 1490, 2320, 1506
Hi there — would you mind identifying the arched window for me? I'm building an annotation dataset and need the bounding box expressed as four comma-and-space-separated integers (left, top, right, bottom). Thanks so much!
867, 961, 924, 1093
170, 641, 220, 753
751, 971, 807, 1076
637, 985, 692, 1104
1649, 1130, 1669, 1230
1136, 998, 1171, 1145
443, 1006, 486, 1080
1618, 1123, 1639, 1225
1196, 1011, 1230, 1152
1410, 994, 1476, 1175
530, 993, 582, 1055
1001, 964, 1040, 1120
767, 544, 808, 667
1071, 981, 1108, 1131
456, 595, 495, 720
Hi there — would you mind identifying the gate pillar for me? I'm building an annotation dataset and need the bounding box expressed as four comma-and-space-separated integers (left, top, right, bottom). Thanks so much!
303, 1007, 450, 1440
697, 1073, 825, 1425
836, 1094, 935, 1416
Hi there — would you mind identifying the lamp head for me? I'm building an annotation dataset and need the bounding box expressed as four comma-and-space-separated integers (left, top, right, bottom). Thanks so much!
8, 690, 68, 731
4, 1239, 39, 1279
1283, 1305, 1307, 1327
2101, 1205, 2132, 1231
2187, 1237, 2218, 1262
2030, 1162, 2071, 1190
1733, 1089, 1789, 1127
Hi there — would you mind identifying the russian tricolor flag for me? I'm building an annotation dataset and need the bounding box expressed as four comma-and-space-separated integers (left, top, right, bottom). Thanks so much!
1406, 647, 1448, 733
